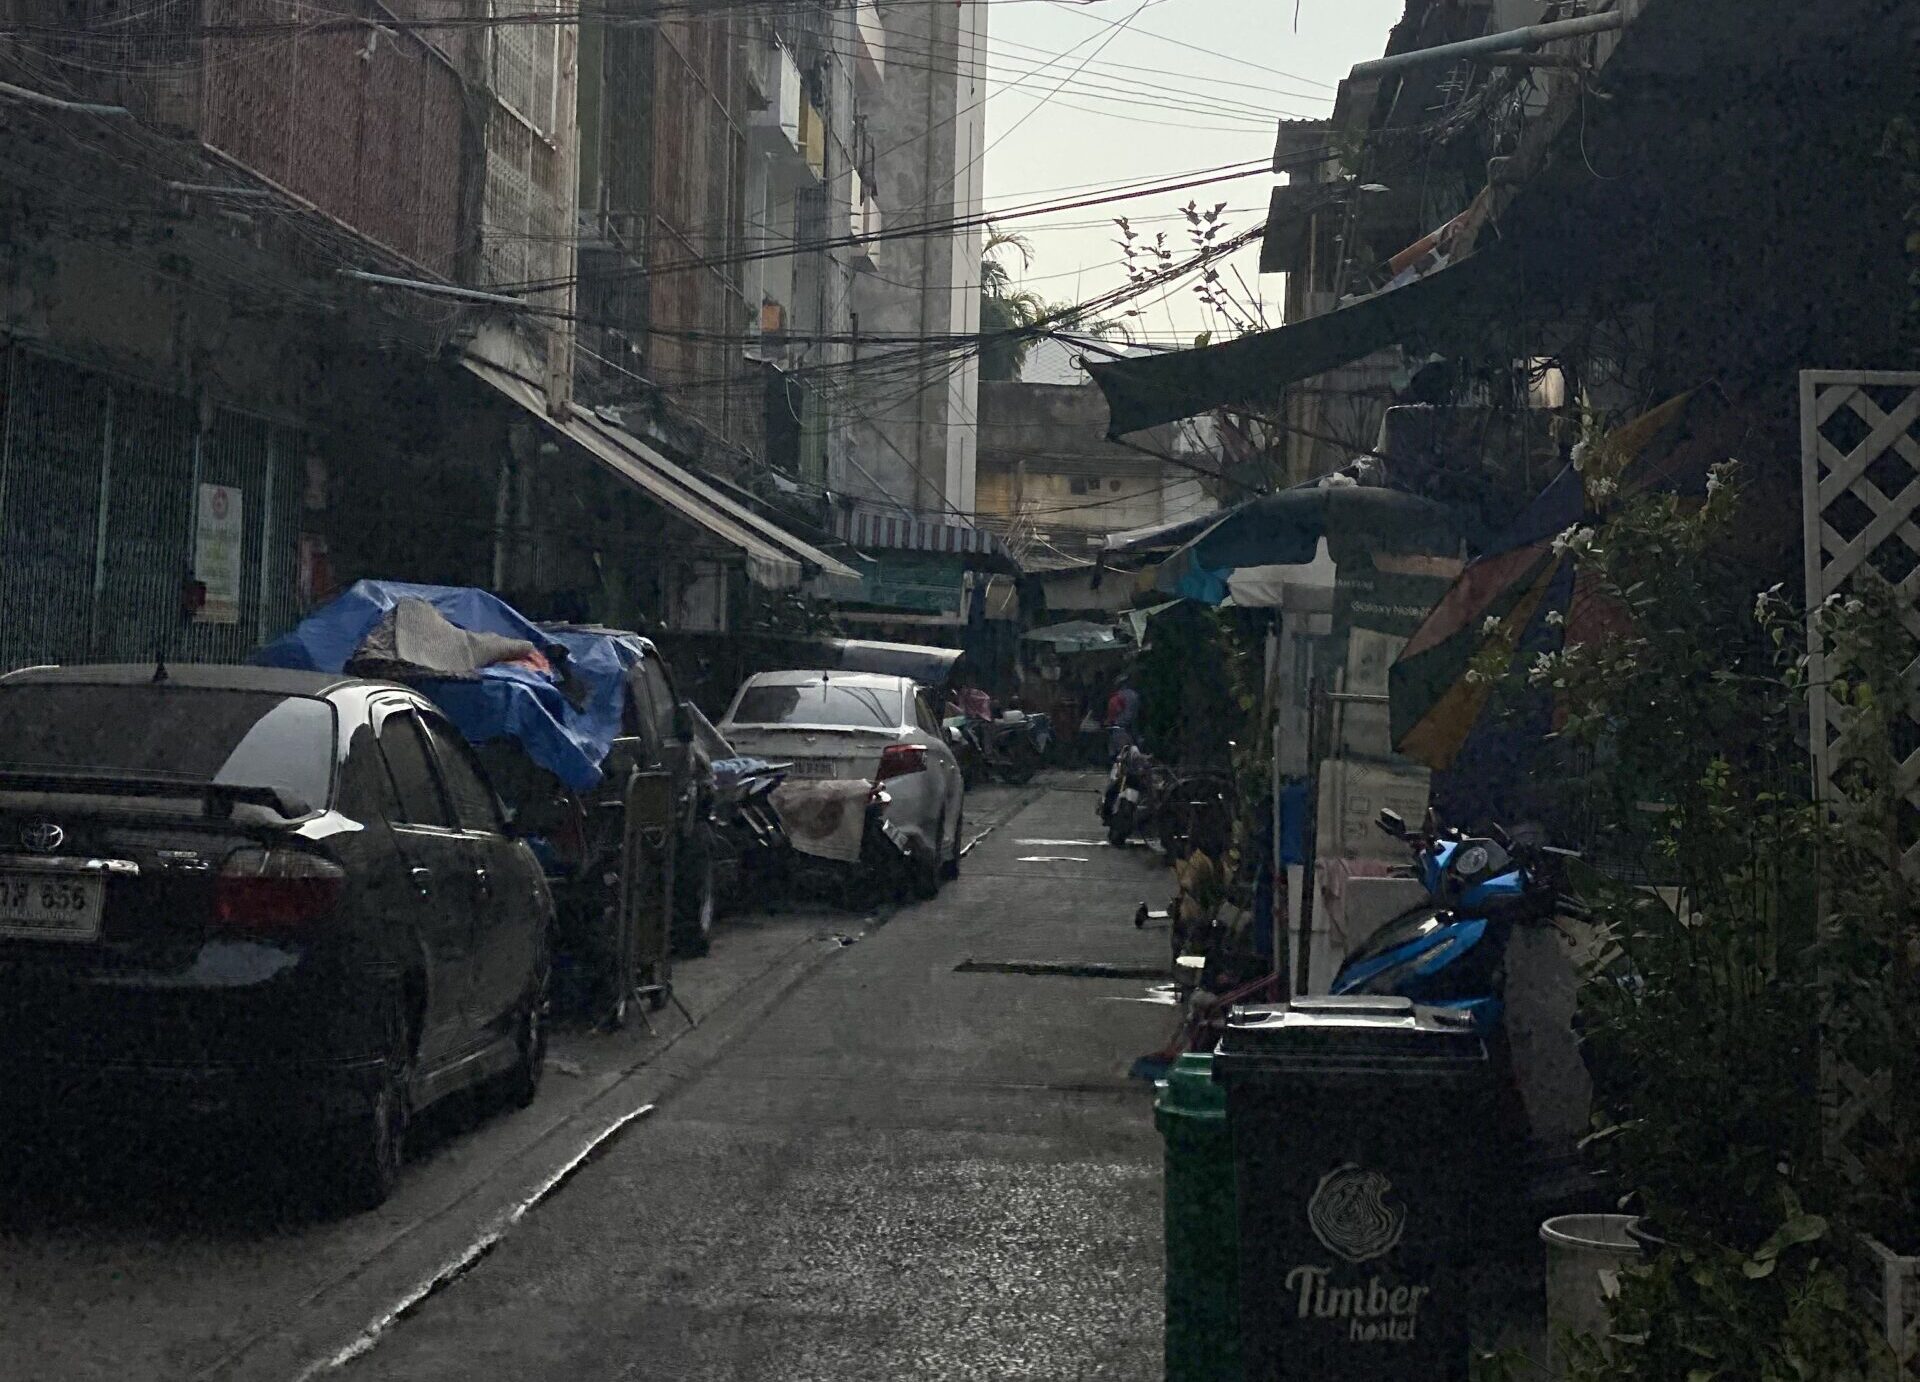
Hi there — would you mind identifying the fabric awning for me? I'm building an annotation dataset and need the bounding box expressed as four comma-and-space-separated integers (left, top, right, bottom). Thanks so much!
1101, 509, 1227, 561
465, 356, 858, 590
831, 505, 1018, 571
1086, 248, 1511, 437
1023, 619, 1123, 654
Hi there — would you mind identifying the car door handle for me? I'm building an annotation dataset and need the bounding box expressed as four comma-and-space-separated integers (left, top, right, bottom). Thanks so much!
409, 866, 434, 894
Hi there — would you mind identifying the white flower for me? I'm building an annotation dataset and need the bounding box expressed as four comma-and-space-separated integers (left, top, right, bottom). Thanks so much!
1482, 615, 1502, 637
1845, 597, 1865, 617
1527, 653, 1557, 687
1571, 440, 1592, 473
1587, 476, 1618, 501
1464, 668, 1489, 686
1551, 525, 1596, 557
1544, 609, 1565, 628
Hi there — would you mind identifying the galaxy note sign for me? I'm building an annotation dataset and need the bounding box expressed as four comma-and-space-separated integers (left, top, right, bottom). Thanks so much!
1286, 1164, 1430, 1345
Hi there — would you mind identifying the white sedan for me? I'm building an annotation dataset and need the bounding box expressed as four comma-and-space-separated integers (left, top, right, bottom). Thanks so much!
718, 670, 966, 895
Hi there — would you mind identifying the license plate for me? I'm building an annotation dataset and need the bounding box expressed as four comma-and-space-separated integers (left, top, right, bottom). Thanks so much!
0, 871, 105, 941
1121, 787, 1143, 804
788, 758, 840, 779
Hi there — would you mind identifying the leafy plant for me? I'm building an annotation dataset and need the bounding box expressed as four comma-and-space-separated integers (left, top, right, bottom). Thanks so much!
1467, 410, 1920, 1375
1562, 1190, 1894, 1382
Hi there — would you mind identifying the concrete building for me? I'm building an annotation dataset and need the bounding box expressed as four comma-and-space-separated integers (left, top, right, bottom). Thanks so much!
1252, 2, 1603, 486
848, 0, 987, 521
0, 0, 853, 667
974, 380, 1220, 576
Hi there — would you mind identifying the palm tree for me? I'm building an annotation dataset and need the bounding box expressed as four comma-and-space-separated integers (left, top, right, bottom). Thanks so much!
979, 229, 1047, 381
978, 228, 1121, 381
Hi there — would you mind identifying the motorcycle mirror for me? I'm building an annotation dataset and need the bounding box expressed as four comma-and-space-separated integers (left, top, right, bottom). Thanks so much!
1376, 808, 1407, 838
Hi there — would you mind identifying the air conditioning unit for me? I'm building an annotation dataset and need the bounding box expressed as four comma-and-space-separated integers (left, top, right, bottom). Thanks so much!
747, 42, 802, 161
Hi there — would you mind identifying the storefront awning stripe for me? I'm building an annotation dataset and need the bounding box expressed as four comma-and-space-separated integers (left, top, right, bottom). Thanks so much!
831, 506, 1014, 566
465, 357, 858, 589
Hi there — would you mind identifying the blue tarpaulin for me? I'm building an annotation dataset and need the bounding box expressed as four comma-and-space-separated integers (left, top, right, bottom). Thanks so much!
254, 581, 626, 791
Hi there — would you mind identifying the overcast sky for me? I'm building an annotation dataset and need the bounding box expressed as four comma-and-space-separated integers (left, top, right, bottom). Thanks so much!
979, 0, 1405, 343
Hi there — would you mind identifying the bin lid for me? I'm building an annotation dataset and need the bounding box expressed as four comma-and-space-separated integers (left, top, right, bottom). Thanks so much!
1155, 1051, 1227, 1123
1212, 997, 1486, 1083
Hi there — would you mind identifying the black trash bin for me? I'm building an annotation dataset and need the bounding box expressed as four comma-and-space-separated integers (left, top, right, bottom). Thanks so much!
1212, 996, 1488, 1382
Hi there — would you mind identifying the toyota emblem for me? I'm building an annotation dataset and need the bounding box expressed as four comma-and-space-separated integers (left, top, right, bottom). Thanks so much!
20, 820, 65, 854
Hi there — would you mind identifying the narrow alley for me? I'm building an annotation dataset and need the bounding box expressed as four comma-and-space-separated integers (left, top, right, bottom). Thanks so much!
336, 774, 1174, 1381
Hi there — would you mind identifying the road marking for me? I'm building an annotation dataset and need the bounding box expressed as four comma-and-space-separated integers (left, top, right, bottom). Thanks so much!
299, 1102, 657, 1379
1014, 838, 1109, 847
1017, 855, 1090, 863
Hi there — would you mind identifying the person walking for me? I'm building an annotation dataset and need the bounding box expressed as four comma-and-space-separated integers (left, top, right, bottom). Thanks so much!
1103, 673, 1141, 757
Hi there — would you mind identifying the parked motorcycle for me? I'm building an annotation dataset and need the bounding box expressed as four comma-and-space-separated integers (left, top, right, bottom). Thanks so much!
948, 713, 1045, 786
1329, 806, 1597, 1214
1329, 808, 1580, 1029
708, 755, 790, 903
1155, 769, 1234, 859
1099, 743, 1171, 846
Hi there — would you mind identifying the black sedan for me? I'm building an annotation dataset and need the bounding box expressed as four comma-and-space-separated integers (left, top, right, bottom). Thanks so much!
0, 664, 553, 1209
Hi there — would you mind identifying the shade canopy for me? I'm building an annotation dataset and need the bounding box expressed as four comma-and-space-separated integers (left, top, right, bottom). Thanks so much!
1155, 485, 1464, 605
1087, 251, 1509, 436
1023, 619, 1125, 655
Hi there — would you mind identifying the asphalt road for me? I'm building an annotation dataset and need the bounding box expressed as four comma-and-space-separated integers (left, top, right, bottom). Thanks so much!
1, 774, 1181, 1382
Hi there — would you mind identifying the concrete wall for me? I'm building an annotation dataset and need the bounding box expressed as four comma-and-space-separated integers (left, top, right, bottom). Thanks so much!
974, 381, 1220, 550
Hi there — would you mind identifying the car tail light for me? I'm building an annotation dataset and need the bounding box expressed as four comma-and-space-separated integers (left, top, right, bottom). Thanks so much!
876, 744, 928, 782
214, 847, 345, 934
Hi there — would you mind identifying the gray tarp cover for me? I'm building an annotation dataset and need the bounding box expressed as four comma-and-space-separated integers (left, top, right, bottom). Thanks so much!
346, 598, 541, 682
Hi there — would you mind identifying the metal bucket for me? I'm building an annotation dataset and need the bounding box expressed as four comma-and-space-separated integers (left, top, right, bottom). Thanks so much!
1541, 1213, 1642, 1347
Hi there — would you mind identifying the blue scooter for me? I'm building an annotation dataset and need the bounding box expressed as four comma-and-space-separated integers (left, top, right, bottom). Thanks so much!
1329, 807, 1580, 1031
1330, 807, 1596, 1214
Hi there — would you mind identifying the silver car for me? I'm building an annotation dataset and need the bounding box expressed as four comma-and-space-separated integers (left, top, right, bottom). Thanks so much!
718, 671, 965, 895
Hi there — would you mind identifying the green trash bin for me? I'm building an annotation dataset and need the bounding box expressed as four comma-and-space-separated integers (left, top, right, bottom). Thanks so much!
1155, 1050, 1240, 1382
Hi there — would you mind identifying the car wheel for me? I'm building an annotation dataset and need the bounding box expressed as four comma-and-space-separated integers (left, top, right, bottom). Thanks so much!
505, 965, 549, 1110
671, 834, 716, 959
909, 816, 943, 900
329, 996, 412, 1212
941, 811, 963, 880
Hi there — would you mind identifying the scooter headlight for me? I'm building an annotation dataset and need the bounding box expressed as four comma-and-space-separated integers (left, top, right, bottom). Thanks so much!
1453, 844, 1490, 878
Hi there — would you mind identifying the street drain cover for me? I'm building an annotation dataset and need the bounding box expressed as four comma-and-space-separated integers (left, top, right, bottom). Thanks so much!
955, 959, 1168, 980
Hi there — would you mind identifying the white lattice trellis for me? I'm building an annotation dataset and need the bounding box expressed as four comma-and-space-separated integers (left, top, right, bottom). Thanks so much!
1801, 369, 1920, 1375
1802, 370, 1920, 854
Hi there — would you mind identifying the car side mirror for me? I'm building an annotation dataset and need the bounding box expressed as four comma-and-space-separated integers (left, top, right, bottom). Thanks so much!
1377, 808, 1407, 839
673, 700, 695, 743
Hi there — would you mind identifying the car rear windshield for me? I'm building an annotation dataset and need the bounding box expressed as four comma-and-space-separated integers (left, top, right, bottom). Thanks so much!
0, 685, 336, 814
729, 682, 901, 729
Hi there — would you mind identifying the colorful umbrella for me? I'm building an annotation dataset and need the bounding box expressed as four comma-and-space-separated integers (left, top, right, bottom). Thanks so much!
1389, 391, 1716, 770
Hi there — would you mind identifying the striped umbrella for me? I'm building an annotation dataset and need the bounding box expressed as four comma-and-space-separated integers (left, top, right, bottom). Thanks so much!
1389, 392, 1709, 770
